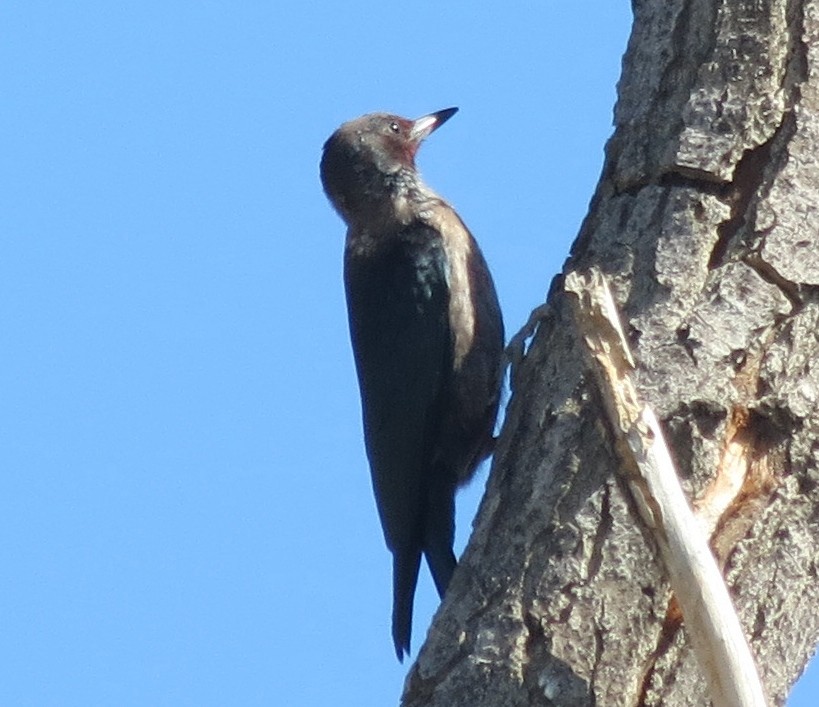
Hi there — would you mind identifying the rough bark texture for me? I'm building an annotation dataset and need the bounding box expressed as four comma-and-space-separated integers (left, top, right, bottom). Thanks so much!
402, 1, 819, 705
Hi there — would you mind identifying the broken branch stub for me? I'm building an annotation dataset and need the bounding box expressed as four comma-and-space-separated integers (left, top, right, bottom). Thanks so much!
564, 268, 768, 707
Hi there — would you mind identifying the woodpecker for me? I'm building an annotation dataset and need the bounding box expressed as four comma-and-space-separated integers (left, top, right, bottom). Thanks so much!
320, 108, 504, 660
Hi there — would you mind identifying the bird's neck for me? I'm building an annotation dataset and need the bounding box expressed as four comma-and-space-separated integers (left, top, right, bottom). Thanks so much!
348, 172, 441, 231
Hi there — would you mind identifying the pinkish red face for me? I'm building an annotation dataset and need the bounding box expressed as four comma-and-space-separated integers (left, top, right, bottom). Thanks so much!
359, 114, 421, 168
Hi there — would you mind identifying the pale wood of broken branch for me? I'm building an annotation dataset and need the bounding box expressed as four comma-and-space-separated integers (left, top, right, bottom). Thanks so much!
564, 268, 768, 707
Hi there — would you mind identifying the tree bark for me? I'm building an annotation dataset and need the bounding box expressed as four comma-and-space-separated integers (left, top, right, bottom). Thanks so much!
402, 1, 819, 705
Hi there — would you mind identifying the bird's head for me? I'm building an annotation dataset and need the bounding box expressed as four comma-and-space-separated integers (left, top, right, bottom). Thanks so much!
320, 107, 458, 224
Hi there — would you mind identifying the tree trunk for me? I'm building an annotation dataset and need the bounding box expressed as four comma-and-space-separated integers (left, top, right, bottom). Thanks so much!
402, 1, 819, 705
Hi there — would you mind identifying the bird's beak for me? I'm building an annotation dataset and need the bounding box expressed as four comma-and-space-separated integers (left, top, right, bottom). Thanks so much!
410, 107, 458, 143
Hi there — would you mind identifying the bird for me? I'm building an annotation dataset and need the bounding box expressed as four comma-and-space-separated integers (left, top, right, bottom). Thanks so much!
320, 108, 504, 661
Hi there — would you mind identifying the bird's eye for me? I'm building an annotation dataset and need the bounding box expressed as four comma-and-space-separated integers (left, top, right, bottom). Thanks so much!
389, 121, 400, 133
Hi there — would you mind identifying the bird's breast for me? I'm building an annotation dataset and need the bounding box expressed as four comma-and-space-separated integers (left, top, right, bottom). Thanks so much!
423, 205, 476, 371
344, 196, 484, 375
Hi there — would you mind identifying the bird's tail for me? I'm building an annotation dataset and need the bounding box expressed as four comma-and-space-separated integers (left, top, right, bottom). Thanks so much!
392, 548, 422, 662
423, 473, 458, 599
424, 544, 457, 598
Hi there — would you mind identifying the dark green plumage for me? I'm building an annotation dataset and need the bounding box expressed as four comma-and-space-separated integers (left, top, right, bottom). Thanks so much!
321, 109, 503, 660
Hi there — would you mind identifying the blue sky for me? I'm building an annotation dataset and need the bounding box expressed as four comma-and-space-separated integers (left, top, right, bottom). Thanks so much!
2, 2, 815, 705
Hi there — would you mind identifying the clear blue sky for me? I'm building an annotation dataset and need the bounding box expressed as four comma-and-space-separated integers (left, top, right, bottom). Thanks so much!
2, 2, 815, 705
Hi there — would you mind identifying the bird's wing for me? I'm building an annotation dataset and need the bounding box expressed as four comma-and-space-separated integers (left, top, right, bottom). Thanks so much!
344, 225, 451, 553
